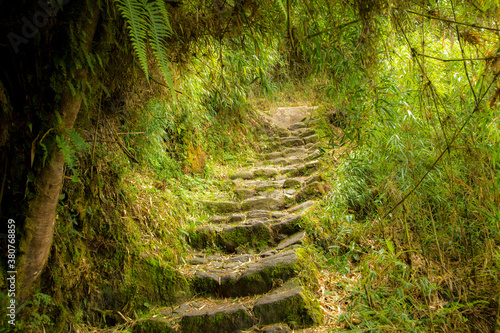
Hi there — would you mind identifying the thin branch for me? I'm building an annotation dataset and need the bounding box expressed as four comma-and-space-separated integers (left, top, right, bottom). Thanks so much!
416, 52, 500, 62
451, 0, 477, 103
116, 132, 145, 135
303, 19, 360, 39
406, 9, 500, 32
149, 75, 185, 96
383, 71, 500, 218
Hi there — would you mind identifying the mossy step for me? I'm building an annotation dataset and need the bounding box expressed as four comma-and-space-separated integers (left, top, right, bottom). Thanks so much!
302, 134, 319, 144
189, 212, 305, 251
276, 231, 308, 251
289, 121, 307, 131
220, 222, 273, 251
294, 181, 329, 202
269, 137, 305, 149
241, 196, 284, 211
253, 284, 323, 329
278, 161, 320, 177
183, 285, 321, 332
298, 128, 316, 138
137, 279, 321, 332
233, 173, 322, 191
190, 249, 303, 297
202, 201, 241, 213
132, 318, 175, 333
258, 143, 319, 161
251, 324, 291, 332
189, 221, 273, 251
229, 167, 279, 180
181, 303, 253, 333
208, 210, 287, 225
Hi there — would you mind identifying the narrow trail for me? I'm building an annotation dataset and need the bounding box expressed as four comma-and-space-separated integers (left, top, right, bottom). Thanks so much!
134, 107, 331, 333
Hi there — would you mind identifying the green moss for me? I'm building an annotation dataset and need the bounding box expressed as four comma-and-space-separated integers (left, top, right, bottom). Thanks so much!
132, 318, 175, 333
295, 247, 321, 291
253, 284, 323, 329
192, 274, 218, 295
121, 257, 190, 307
190, 226, 217, 249
180, 307, 253, 333
221, 224, 272, 252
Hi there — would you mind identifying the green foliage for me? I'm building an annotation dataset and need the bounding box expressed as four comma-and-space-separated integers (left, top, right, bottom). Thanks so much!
12, 293, 56, 332
316, 1, 500, 331
114, 0, 172, 82
56, 130, 90, 182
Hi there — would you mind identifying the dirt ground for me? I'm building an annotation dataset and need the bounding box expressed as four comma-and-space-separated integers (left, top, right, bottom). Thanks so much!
259, 106, 318, 128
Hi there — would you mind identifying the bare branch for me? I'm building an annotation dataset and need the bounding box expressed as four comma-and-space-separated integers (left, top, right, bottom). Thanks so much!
416, 52, 500, 62
303, 20, 360, 39
406, 9, 500, 32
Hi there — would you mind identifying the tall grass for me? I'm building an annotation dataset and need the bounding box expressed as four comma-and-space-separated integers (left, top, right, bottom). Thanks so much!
315, 6, 500, 332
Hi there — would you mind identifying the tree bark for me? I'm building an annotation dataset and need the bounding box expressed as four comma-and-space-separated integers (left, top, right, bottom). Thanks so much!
18, 2, 100, 302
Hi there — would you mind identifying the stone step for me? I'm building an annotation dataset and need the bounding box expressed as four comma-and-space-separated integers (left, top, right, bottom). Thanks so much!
287, 200, 316, 214
298, 128, 316, 138
208, 210, 288, 225
289, 121, 307, 131
302, 134, 319, 144
189, 221, 272, 252
229, 167, 279, 180
189, 213, 306, 251
189, 249, 304, 297
181, 303, 253, 333
252, 284, 322, 329
278, 160, 320, 177
202, 201, 241, 214
294, 181, 329, 202
134, 280, 322, 333
132, 318, 175, 333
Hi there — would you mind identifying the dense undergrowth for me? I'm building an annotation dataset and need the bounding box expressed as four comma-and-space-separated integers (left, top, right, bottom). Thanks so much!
309, 4, 500, 332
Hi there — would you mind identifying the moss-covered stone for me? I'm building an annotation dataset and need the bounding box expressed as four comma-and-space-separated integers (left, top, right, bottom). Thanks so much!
224, 250, 300, 297
283, 178, 302, 188
132, 318, 175, 333
253, 167, 279, 178
280, 137, 305, 147
253, 286, 322, 329
190, 226, 218, 249
271, 214, 303, 236
121, 256, 191, 308
302, 134, 318, 144
181, 303, 254, 333
241, 197, 283, 211
294, 181, 327, 202
234, 188, 256, 200
202, 200, 241, 213
220, 222, 272, 252
229, 170, 255, 179
264, 151, 284, 159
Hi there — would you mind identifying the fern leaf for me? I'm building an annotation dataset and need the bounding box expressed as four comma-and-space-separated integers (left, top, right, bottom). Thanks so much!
68, 129, 90, 155
114, 0, 149, 80
276, 0, 288, 20
145, 1, 175, 95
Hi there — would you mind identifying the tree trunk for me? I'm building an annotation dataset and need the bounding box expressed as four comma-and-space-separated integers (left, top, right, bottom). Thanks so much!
18, 2, 100, 302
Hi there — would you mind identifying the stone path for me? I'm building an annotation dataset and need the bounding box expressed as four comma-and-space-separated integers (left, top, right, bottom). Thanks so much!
133, 116, 329, 333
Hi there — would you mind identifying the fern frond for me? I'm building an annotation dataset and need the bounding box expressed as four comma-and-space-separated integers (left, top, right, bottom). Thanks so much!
276, 0, 288, 20
145, 1, 174, 94
68, 129, 90, 155
114, 0, 149, 80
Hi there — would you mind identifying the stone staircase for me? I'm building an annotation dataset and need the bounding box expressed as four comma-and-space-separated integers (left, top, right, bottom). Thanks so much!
133, 117, 329, 333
